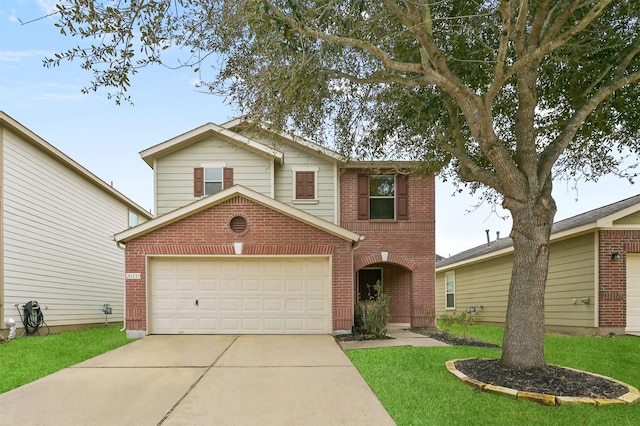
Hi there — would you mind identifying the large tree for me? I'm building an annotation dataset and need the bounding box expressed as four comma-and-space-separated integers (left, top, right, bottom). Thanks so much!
48, 1, 640, 371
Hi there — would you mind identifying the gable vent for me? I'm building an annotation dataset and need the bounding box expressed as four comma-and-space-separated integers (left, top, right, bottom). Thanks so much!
230, 216, 248, 233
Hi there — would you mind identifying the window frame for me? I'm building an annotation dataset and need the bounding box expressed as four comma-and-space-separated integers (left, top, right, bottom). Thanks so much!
204, 167, 224, 196
445, 271, 456, 310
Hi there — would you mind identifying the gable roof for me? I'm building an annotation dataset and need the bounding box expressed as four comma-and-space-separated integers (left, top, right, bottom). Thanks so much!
220, 117, 348, 163
114, 185, 361, 244
437, 193, 640, 270
0, 111, 152, 219
139, 122, 285, 168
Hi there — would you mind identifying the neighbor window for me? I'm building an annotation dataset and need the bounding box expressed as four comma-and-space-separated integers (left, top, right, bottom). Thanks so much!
358, 174, 408, 220
445, 272, 455, 309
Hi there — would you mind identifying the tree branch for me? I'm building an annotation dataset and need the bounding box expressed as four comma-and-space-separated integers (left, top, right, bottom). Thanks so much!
538, 70, 640, 181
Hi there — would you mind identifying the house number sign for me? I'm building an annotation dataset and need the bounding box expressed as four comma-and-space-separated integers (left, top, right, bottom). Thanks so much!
125, 273, 141, 280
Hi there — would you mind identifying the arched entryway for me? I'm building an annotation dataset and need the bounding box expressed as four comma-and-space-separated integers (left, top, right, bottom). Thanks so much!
356, 262, 412, 324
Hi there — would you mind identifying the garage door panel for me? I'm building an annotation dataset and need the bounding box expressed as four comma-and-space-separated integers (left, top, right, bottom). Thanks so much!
150, 257, 331, 334
265, 280, 283, 292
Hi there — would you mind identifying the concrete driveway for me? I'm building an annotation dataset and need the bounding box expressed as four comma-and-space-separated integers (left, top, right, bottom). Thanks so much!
0, 335, 395, 426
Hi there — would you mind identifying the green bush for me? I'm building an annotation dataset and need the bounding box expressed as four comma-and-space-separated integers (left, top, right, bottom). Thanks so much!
355, 281, 390, 339
438, 311, 483, 335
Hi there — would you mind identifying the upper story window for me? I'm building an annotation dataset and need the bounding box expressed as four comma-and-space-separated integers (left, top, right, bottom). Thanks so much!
128, 210, 139, 228
358, 174, 408, 220
292, 167, 318, 204
205, 168, 223, 195
369, 175, 395, 219
194, 166, 233, 197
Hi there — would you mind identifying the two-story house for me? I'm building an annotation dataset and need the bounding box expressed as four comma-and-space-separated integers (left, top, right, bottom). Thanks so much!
115, 119, 435, 337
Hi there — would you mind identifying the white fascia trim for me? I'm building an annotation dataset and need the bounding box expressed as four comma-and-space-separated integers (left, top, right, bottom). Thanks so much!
140, 122, 284, 167
596, 204, 640, 227
115, 185, 360, 243
220, 117, 347, 163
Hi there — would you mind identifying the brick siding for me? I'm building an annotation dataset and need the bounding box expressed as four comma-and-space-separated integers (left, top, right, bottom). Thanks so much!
340, 169, 436, 327
124, 196, 354, 333
599, 230, 640, 328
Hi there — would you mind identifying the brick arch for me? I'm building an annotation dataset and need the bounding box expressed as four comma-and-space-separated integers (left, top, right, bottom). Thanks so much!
354, 253, 416, 271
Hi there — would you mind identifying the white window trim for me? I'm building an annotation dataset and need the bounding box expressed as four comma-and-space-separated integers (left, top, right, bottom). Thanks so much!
445, 271, 455, 310
292, 166, 319, 204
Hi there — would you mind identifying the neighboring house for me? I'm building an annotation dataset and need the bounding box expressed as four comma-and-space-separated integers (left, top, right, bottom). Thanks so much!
115, 119, 435, 337
0, 111, 152, 335
436, 194, 640, 336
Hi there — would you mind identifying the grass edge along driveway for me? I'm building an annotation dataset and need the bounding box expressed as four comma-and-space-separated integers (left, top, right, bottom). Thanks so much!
0, 325, 134, 394
346, 325, 640, 426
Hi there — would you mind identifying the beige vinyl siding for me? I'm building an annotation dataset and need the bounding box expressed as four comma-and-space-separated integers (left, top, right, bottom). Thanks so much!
2, 130, 129, 327
155, 136, 272, 215
544, 233, 595, 327
274, 147, 336, 224
436, 233, 596, 329
436, 255, 512, 323
231, 129, 338, 223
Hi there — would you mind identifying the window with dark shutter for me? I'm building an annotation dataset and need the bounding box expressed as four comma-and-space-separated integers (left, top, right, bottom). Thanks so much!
396, 174, 408, 220
295, 171, 315, 199
223, 167, 234, 189
357, 175, 369, 220
194, 167, 204, 197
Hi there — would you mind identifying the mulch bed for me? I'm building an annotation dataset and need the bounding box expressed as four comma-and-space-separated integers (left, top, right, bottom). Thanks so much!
455, 359, 628, 399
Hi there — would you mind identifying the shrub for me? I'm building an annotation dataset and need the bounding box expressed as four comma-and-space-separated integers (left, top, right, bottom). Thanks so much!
438, 311, 483, 336
355, 281, 390, 339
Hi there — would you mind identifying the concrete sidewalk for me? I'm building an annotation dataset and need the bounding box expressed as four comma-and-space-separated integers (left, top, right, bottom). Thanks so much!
338, 324, 450, 350
0, 335, 395, 426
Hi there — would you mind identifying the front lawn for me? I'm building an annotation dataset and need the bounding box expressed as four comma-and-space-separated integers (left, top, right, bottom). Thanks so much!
0, 325, 134, 394
346, 325, 640, 426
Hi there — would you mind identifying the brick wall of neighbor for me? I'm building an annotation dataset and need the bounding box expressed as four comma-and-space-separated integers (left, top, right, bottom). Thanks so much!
340, 169, 436, 327
599, 230, 640, 329
124, 196, 355, 333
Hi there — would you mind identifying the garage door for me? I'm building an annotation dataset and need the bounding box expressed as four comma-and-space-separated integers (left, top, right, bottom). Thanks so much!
149, 257, 332, 334
626, 254, 640, 335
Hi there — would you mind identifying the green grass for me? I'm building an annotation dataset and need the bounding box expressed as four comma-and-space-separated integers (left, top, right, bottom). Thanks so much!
346, 325, 640, 426
0, 325, 134, 394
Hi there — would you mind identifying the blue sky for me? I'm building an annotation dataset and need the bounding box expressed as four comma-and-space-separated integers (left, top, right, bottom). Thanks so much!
1, 1, 638, 257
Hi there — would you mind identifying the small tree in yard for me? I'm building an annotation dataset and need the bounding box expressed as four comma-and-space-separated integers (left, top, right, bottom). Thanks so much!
47, 1, 640, 372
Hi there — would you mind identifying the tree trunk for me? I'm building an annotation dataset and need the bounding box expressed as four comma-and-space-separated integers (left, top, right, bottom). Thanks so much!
500, 193, 557, 371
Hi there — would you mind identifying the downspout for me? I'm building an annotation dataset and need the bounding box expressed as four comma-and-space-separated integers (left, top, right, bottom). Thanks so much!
115, 238, 126, 332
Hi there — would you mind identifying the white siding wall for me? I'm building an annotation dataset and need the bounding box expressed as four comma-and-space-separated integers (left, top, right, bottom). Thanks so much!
155, 136, 272, 215
3, 130, 129, 327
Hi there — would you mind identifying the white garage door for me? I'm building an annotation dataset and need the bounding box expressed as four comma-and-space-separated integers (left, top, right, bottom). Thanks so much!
626, 254, 640, 335
149, 257, 332, 334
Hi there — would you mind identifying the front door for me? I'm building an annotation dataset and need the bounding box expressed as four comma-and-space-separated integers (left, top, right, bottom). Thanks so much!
357, 268, 382, 301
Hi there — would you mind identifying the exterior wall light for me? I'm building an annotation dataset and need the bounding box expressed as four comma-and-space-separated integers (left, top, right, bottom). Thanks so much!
611, 252, 621, 260
234, 242, 243, 255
